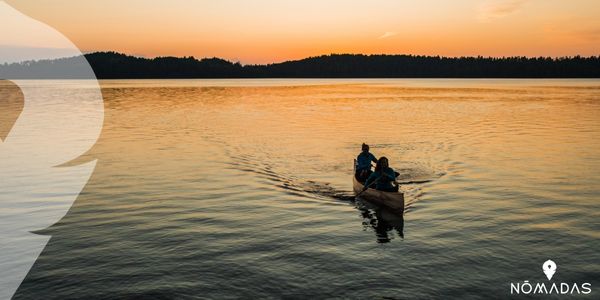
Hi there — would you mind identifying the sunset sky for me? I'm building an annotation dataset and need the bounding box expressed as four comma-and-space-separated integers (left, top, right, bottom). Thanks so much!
5, 0, 600, 64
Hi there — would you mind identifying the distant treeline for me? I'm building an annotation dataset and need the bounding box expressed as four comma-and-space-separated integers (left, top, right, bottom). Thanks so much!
2, 51, 600, 79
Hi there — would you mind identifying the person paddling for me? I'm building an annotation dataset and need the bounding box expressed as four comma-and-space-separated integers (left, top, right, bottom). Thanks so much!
356, 143, 377, 182
363, 157, 399, 192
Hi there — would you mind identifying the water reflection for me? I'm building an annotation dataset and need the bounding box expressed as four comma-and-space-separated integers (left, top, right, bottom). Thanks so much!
291, 177, 407, 243
356, 199, 404, 243
12, 79, 600, 299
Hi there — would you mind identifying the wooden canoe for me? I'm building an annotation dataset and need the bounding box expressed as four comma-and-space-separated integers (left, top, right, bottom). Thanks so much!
353, 161, 405, 213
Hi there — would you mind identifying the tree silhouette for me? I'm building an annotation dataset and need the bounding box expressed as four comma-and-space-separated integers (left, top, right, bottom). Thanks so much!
1, 51, 599, 79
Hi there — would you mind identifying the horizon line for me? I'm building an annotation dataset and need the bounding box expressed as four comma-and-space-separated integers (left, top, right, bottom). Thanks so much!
80, 50, 600, 66
3, 49, 599, 66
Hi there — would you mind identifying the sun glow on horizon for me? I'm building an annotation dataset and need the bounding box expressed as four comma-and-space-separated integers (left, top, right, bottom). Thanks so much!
5, 0, 600, 64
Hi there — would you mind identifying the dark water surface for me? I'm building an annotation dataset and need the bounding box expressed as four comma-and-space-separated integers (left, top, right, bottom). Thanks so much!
13, 79, 600, 299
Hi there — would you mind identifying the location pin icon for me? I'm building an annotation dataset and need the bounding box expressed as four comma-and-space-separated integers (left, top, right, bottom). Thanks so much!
543, 260, 557, 280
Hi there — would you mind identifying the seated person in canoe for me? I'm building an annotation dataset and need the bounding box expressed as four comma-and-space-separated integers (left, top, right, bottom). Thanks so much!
355, 143, 377, 182
363, 157, 399, 192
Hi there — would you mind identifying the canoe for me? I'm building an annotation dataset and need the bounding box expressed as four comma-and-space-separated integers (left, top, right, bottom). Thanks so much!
353, 161, 405, 213
353, 175, 405, 212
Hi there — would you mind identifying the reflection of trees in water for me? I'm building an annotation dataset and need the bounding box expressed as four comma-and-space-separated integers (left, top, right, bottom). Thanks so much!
356, 200, 404, 243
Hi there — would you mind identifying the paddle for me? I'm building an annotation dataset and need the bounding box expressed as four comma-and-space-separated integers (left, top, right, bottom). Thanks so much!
393, 180, 401, 191
357, 171, 401, 197
356, 175, 382, 197
393, 171, 400, 190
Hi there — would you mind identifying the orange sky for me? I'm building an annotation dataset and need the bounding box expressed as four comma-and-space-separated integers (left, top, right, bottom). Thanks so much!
5, 0, 600, 64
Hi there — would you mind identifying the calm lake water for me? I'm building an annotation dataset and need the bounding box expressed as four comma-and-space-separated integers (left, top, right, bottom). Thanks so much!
10, 79, 600, 299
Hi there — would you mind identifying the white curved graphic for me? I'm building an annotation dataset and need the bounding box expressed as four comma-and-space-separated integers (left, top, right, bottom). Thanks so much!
0, 1, 104, 299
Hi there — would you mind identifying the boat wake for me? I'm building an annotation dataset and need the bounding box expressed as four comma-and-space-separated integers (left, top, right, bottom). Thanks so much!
206, 130, 445, 210
227, 156, 355, 202
226, 153, 441, 210
224, 151, 444, 242
210, 131, 448, 219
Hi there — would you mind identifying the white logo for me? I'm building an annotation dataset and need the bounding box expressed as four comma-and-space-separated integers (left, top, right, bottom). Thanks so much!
543, 260, 557, 280
509, 260, 592, 295
0, 2, 104, 299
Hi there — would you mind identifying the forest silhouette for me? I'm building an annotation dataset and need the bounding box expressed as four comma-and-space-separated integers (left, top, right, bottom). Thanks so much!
1, 51, 599, 79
